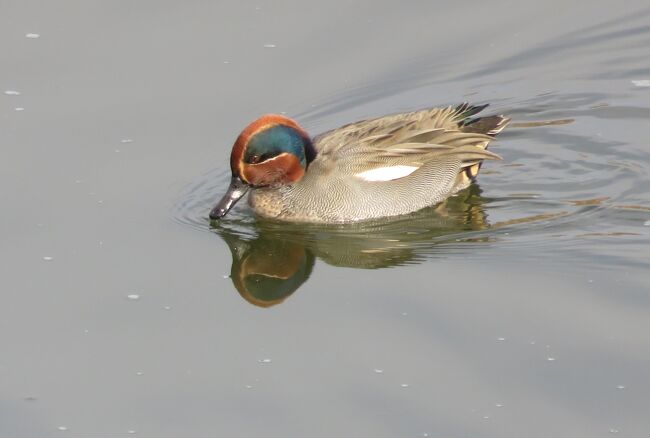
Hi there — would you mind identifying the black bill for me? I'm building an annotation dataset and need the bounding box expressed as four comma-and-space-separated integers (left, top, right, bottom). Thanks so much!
209, 176, 249, 220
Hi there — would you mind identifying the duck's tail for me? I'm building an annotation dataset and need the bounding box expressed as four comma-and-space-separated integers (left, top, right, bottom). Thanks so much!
455, 103, 511, 180
456, 103, 510, 136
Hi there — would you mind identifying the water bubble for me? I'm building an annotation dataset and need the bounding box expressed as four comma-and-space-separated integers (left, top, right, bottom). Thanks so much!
497, 337, 506, 341
43, 256, 53, 261
127, 294, 140, 300
263, 44, 277, 48
26, 33, 40, 39
609, 428, 619, 434
4, 90, 20, 95
120, 139, 133, 144
373, 369, 384, 374
258, 358, 272, 364
483, 415, 490, 420
400, 383, 409, 388
244, 385, 253, 389
547, 357, 556, 361
163, 306, 172, 311
616, 385, 625, 390
496, 403, 504, 408
643, 220, 650, 226
135, 371, 144, 376
15, 107, 25, 111
127, 431, 136, 435
631, 80, 650, 87
57, 426, 68, 431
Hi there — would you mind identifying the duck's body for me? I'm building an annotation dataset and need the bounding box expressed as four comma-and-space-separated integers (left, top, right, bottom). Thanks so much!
211, 103, 509, 223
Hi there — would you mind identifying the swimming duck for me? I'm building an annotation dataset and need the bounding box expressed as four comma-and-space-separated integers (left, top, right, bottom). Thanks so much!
210, 103, 509, 223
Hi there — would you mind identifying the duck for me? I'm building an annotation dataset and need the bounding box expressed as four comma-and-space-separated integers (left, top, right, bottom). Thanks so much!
210, 103, 509, 223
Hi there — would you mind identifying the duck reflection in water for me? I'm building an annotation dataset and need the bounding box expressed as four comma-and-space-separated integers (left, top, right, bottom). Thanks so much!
210, 184, 492, 307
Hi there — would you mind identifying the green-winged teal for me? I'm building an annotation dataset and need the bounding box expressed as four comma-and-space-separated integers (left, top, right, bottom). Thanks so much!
210, 103, 509, 223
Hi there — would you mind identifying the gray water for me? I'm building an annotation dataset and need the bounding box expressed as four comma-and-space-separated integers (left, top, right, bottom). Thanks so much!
2, 1, 650, 437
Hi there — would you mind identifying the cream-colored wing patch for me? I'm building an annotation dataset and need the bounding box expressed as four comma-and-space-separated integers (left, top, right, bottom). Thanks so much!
354, 165, 419, 182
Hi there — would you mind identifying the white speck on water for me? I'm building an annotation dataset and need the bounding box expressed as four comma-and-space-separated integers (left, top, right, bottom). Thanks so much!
43, 256, 53, 261
423, 434, 429, 437
644, 220, 650, 226
127, 294, 140, 300
36, 223, 44, 228
258, 358, 272, 364
631, 79, 650, 87
483, 415, 490, 420
15, 107, 25, 111
83, 329, 89, 334
120, 138, 133, 143
401, 312, 408, 316
57, 426, 68, 431
496, 403, 504, 408
588, 279, 594, 283
263, 43, 276, 48
99, 241, 104, 246
115, 149, 120, 153
373, 369, 384, 374
135, 371, 144, 376
223, 60, 230, 64
97, 200, 103, 204
245, 384, 253, 389
400, 383, 409, 388
609, 428, 619, 434
74, 179, 82, 184
127, 430, 136, 435
26, 33, 40, 39
4, 90, 20, 95
497, 337, 506, 341
222, 274, 230, 279
530, 340, 536, 345
616, 385, 625, 390
163, 306, 172, 311
547, 357, 556, 361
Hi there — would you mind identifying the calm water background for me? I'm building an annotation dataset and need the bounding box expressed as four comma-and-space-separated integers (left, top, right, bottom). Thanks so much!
2, 1, 650, 437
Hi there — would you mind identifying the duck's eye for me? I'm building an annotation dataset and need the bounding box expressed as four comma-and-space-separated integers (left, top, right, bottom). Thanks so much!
248, 154, 262, 164
246, 153, 275, 164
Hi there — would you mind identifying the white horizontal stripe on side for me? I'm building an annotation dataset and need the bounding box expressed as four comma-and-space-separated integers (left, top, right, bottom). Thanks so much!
354, 165, 419, 182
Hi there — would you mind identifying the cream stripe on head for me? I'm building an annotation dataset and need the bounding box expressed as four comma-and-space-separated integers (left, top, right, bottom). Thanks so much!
354, 165, 419, 182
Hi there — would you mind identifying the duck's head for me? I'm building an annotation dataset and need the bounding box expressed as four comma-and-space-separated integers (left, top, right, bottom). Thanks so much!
210, 115, 316, 220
